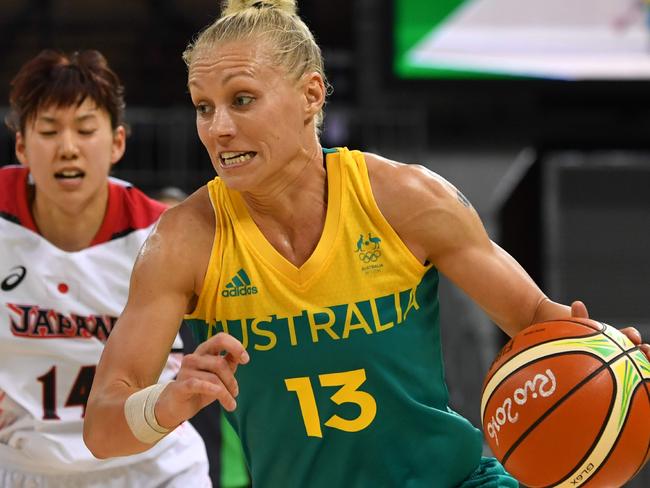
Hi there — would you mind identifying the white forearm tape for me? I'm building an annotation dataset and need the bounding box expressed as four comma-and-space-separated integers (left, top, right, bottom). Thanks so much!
124, 381, 174, 444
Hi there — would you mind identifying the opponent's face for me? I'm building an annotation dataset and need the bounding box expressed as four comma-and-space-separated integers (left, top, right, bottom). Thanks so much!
188, 39, 324, 191
15, 98, 125, 213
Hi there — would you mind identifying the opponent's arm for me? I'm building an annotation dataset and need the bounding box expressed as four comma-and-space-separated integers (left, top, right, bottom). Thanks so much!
84, 194, 248, 458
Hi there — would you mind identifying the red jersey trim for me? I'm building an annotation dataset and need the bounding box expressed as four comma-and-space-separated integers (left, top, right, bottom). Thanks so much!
0, 166, 38, 232
90, 179, 166, 245
0, 166, 166, 246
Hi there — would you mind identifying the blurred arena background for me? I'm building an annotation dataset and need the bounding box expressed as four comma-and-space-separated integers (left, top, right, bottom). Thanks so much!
1, 0, 649, 484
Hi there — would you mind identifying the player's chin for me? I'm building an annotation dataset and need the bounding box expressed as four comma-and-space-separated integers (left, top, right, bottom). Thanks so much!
217, 169, 264, 193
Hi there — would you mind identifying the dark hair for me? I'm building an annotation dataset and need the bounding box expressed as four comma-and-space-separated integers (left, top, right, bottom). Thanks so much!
5, 49, 126, 134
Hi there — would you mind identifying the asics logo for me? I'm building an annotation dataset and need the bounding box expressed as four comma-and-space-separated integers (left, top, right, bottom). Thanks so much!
1, 266, 27, 291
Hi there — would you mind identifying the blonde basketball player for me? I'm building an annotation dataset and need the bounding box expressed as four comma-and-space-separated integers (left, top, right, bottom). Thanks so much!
84, 1, 650, 486
0, 50, 210, 487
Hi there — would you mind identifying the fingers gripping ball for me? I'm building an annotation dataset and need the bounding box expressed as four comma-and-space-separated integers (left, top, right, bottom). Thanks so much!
481, 318, 650, 487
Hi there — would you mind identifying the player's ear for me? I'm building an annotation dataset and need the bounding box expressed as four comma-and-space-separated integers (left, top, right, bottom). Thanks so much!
15, 132, 28, 166
110, 125, 126, 166
302, 72, 325, 122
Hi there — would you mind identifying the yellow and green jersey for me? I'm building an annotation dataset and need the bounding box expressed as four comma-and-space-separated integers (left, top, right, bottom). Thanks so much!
186, 147, 483, 487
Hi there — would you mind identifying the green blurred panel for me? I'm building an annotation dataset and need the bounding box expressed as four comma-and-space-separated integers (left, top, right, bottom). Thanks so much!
394, 0, 517, 79
394, 0, 463, 59
396, 64, 519, 80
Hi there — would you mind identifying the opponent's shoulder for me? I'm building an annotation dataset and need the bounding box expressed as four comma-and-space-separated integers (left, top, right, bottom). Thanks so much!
109, 179, 166, 224
81, 181, 163, 247
0, 164, 26, 181
0, 165, 28, 222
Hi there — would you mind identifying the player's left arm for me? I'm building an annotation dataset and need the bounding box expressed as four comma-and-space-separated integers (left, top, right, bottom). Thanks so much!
366, 154, 650, 357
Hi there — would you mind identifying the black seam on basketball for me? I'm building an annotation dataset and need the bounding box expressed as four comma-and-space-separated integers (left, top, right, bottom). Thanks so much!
601, 327, 636, 354
500, 348, 631, 469
541, 347, 649, 487
620, 346, 649, 390
527, 365, 617, 488
534, 319, 605, 332
626, 349, 650, 480
484, 329, 603, 386
582, 381, 649, 486
500, 358, 614, 470
501, 347, 641, 486
544, 375, 617, 488
613, 346, 650, 480
630, 379, 650, 479
482, 350, 604, 424
482, 325, 622, 409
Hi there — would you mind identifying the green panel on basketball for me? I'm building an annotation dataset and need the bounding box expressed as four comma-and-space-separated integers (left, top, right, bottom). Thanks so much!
481, 318, 650, 487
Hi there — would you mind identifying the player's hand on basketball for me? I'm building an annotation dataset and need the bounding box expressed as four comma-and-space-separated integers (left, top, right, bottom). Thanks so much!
571, 300, 650, 360
155, 333, 249, 428
570, 300, 589, 319
618, 326, 650, 360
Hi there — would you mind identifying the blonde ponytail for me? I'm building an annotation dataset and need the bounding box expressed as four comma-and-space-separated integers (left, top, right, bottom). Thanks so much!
220, 0, 297, 16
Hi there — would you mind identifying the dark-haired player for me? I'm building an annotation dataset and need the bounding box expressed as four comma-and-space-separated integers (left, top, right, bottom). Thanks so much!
0, 50, 210, 487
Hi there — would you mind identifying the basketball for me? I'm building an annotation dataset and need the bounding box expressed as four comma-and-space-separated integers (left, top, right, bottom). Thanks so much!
481, 318, 650, 487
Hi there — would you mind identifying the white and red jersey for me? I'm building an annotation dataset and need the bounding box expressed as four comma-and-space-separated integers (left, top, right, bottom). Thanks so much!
0, 165, 205, 474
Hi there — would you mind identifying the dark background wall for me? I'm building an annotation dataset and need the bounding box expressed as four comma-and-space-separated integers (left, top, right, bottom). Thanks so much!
1, 1, 649, 484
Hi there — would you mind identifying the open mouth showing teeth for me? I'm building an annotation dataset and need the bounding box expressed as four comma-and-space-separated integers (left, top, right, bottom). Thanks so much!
55, 170, 85, 179
220, 151, 256, 167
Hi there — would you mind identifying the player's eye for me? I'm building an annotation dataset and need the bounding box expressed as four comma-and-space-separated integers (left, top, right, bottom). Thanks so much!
234, 95, 254, 107
195, 103, 212, 116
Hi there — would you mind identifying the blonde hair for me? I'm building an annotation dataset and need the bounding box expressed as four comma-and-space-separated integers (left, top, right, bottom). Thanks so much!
183, 0, 329, 130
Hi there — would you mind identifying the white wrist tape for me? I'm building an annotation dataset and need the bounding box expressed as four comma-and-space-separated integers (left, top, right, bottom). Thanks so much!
124, 381, 174, 444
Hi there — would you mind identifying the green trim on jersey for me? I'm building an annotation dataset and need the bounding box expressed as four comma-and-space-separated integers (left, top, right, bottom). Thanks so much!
221, 413, 250, 488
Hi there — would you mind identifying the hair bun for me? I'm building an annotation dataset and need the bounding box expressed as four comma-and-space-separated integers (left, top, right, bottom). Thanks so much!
221, 0, 297, 16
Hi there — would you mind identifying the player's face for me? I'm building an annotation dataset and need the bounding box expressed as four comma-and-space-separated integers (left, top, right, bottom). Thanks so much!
188, 39, 316, 192
15, 97, 125, 213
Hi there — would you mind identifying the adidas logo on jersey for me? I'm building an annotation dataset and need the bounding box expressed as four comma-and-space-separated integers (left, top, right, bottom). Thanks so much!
221, 268, 258, 297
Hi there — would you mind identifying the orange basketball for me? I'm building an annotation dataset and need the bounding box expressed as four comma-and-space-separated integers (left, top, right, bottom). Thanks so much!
481, 318, 650, 487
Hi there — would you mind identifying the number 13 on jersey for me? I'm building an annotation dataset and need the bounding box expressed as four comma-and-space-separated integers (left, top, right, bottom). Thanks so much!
284, 368, 377, 438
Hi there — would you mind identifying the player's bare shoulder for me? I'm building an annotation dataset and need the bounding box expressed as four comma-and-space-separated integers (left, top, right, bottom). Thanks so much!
363, 152, 482, 263
364, 152, 473, 219
143, 187, 213, 251
137, 186, 215, 296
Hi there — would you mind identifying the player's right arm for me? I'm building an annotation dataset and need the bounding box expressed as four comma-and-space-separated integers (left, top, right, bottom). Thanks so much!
83, 189, 248, 458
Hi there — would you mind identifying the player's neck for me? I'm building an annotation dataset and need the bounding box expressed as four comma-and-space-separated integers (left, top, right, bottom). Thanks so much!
241, 150, 328, 267
242, 145, 327, 228
30, 187, 108, 252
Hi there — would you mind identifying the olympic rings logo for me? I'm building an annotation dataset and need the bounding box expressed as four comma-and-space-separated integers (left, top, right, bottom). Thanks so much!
358, 250, 382, 262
